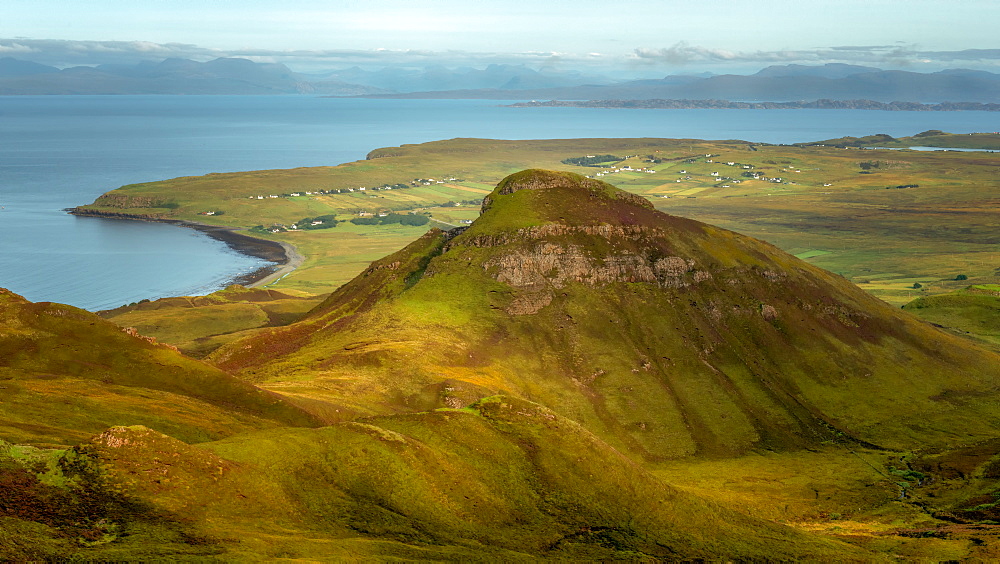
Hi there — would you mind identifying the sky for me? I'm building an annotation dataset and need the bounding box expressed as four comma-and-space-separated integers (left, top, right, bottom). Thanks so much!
3, 0, 999, 77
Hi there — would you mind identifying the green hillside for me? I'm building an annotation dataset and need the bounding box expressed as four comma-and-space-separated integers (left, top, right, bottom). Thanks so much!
1, 400, 868, 560
98, 285, 325, 358
0, 288, 319, 446
904, 285, 1000, 352
211, 170, 1000, 460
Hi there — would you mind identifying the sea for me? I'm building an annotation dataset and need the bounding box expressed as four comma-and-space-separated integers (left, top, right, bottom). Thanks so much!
2, 95, 999, 311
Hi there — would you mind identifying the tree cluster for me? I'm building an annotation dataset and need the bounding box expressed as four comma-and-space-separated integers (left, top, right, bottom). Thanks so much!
350, 213, 430, 226
561, 155, 623, 167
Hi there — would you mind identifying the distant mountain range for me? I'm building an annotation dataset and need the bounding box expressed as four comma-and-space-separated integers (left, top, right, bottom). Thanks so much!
0, 57, 388, 95
366, 65, 1000, 103
308, 63, 612, 92
1, 57, 999, 103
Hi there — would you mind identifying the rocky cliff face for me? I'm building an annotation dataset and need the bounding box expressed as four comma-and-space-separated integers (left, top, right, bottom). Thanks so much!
455, 225, 710, 314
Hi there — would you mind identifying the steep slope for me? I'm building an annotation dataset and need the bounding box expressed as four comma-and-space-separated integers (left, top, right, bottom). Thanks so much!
1, 397, 864, 561
211, 169, 1000, 459
0, 288, 319, 446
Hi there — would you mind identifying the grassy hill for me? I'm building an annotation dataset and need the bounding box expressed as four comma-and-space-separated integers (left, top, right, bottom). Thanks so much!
210, 170, 1000, 460
98, 285, 325, 358
2, 399, 869, 560
0, 288, 320, 447
65, 134, 1000, 373
903, 284, 1000, 352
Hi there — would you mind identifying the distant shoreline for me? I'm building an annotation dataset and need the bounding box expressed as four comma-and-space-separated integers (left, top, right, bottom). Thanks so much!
506, 99, 1000, 111
67, 208, 301, 288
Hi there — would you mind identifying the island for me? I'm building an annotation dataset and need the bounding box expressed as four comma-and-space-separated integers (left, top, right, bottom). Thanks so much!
508, 98, 1000, 112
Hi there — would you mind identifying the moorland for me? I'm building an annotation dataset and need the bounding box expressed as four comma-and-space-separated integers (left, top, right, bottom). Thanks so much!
3, 133, 1000, 560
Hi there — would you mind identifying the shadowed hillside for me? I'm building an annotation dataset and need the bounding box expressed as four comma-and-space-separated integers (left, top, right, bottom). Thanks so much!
210, 169, 1000, 459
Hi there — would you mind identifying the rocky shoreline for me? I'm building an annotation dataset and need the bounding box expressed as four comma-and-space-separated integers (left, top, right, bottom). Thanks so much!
67, 207, 302, 288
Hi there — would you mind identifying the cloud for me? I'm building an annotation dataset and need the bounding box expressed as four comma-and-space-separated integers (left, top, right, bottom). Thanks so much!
0, 39, 222, 66
923, 48, 1000, 61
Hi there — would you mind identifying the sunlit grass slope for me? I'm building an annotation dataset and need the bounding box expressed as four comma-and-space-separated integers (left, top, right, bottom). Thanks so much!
1, 398, 869, 560
904, 284, 1000, 352
210, 170, 1000, 460
0, 288, 320, 446
99, 284, 325, 358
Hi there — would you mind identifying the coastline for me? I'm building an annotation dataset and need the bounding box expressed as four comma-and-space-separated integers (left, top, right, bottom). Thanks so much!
244, 240, 304, 288
67, 208, 302, 289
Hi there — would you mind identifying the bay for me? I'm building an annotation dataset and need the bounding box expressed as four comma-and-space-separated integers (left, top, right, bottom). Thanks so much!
2, 95, 998, 311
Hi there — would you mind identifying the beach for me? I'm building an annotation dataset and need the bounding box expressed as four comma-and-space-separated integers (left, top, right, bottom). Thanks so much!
244, 240, 304, 287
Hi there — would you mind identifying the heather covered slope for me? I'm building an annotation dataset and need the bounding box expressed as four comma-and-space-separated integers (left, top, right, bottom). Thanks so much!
212, 169, 1000, 459
0, 288, 320, 446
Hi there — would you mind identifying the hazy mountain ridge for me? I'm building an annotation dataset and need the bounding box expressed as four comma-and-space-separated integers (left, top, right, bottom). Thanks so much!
0, 56, 388, 95
313, 63, 613, 92
3, 57, 1000, 101
364, 65, 1000, 103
